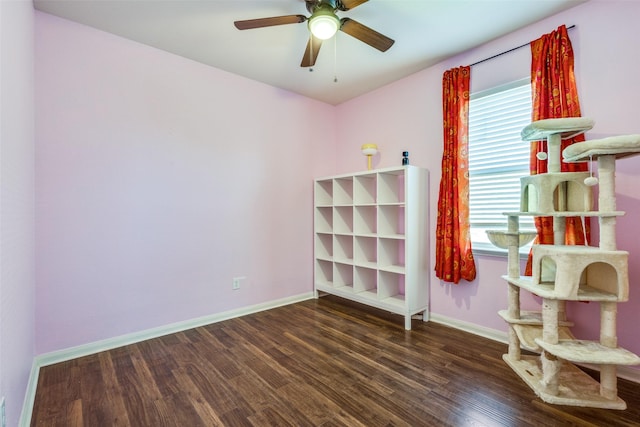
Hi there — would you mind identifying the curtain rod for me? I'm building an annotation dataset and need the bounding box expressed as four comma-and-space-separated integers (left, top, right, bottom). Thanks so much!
470, 24, 575, 67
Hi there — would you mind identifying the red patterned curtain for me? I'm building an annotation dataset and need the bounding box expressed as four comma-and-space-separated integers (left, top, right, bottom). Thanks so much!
435, 66, 476, 284
525, 24, 589, 274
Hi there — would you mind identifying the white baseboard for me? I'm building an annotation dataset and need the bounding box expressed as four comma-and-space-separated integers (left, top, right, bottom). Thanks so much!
429, 312, 640, 384
19, 360, 40, 427
430, 312, 510, 344
35, 292, 314, 367
20, 292, 314, 426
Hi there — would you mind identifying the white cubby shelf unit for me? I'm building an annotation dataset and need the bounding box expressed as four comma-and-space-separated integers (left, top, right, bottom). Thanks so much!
313, 165, 429, 330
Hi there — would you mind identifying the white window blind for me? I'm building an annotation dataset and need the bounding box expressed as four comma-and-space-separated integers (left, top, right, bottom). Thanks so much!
468, 80, 535, 252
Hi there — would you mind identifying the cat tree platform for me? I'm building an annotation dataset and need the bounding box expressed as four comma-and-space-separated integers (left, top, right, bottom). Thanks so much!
520, 172, 593, 213
530, 245, 629, 301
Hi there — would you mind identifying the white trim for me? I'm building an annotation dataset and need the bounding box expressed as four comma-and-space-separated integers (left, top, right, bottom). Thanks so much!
19, 360, 40, 427
618, 367, 640, 384
430, 312, 509, 344
429, 312, 640, 384
35, 292, 314, 367
19, 292, 314, 426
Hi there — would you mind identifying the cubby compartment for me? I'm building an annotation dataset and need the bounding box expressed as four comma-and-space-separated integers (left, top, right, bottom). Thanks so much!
379, 271, 405, 306
378, 205, 405, 237
315, 260, 333, 287
333, 262, 354, 290
354, 206, 376, 235
315, 179, 333, 206
314, 166, 429, 330
334, 177, 353, 205
315, 207, 333, 233
354, 266, 377, 298
333, 206, 353, 234
379, 238, 405, 273
333, 234, 354, 263
354, 174, 377, 205
315, 233, 333, 260
354, 236, 377, 268
378, 171, 405, 204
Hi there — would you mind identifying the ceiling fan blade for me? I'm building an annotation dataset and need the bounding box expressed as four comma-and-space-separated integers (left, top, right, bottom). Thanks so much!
337, 0, 369, 11
301, 36, 323, 67
234, 15, 307, 30
340, 18, 394, 52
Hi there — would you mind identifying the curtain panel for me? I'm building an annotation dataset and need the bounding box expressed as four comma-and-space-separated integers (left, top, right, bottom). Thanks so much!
525, 24, 590, 274
435, 66, 476, 284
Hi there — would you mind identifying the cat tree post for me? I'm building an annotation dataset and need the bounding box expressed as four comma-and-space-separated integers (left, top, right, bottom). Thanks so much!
547, 132, 567, 244
598, 154, 617, 250
506, 215, 521, 279
600, 301, 618, 399
547, 133, 562, 173
506, 216, 521, 360
541, 298, 560, 395
595, 153, 619, 400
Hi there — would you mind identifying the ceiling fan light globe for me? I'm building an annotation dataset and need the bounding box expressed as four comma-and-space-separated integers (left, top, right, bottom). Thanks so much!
309, 14, 339, 40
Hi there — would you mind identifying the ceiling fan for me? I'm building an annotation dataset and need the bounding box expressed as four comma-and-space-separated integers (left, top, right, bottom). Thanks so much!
234, 0, 395, 67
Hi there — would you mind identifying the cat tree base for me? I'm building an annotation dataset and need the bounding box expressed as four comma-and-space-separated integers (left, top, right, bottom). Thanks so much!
503, 355, 627, 410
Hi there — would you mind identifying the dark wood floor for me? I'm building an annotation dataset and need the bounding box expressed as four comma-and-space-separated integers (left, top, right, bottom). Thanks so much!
31, 295, 640, 426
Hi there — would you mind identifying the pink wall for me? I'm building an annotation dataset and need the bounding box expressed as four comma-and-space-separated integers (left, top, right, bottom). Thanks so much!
0, 0, 36, 425
336, 0, 640, 362
35, 12, 337, 354
34, 1, 640, 374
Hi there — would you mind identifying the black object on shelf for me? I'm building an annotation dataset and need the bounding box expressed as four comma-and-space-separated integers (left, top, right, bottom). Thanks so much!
402, 151, 409, 165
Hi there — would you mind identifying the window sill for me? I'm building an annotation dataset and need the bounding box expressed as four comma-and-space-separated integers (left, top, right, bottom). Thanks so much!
472, 244, 532, 260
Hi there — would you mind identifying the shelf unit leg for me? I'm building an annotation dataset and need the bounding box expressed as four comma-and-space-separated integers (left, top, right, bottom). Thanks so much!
405, 315, 412, 331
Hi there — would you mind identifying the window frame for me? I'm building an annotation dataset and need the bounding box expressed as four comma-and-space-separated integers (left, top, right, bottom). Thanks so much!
467, 78, 536, 257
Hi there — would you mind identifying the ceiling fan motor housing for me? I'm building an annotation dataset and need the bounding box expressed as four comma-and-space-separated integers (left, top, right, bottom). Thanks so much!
306, 0, 342, 14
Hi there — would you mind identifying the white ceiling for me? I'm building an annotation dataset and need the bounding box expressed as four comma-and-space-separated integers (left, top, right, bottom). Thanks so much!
33, 0, 587, 105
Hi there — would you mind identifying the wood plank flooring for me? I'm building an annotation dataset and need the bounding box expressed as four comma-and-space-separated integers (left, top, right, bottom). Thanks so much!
31, 295, 640, 426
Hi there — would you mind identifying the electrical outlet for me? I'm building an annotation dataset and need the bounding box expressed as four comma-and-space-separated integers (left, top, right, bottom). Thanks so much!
232, 276, 245, 290
1, 397, 6, 427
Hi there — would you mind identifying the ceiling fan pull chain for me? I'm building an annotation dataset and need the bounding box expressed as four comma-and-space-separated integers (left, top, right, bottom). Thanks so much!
334, 35, 338, 83
309, 36, 314, 72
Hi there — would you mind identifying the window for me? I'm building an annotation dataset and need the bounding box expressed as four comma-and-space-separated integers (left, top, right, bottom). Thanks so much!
468, 79, 535, 253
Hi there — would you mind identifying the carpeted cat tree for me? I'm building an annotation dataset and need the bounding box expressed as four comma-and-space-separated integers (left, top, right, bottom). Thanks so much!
488, 117, 640, 409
